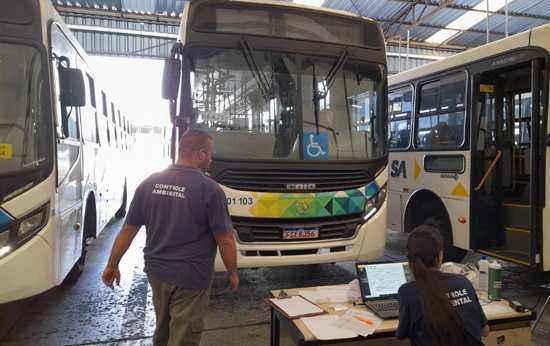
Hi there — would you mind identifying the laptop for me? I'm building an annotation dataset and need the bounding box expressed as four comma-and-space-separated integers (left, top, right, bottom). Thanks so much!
355, 261, 412, 319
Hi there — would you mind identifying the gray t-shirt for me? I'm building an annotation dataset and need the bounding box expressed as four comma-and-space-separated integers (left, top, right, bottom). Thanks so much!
125, 164, 232, 289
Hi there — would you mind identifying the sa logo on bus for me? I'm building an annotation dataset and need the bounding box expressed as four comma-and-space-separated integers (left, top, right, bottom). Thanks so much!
390, 160, 407, 178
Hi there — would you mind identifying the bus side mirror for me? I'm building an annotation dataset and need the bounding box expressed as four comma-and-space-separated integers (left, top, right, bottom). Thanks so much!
59, 66, 85, 107
162, 57, 181, 100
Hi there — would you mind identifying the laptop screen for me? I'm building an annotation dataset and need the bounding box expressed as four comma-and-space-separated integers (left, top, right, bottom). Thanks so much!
356, 262, 411, 299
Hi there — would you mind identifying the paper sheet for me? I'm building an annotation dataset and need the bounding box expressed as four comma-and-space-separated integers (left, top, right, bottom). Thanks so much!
268, 296, 323, 318
301, 315, 358, 340
332, 309, 382, 337
299, 280, 362, 304
482, 301, 516, 315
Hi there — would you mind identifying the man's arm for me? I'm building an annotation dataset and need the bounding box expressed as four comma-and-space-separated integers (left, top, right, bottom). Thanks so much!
214, 230, 239, 292
101, 224, 140, 288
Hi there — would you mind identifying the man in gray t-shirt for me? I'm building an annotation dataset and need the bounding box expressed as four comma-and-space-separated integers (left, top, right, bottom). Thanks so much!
102, 129, 238, 346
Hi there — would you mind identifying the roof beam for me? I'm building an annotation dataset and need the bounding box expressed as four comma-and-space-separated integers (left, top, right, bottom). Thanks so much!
383, 0, 424, 35
67, 24, 178, 39
388, 0, 550, 22
390, 0, 454, 39
374, 17, 507, 39
386, 39, 466, 51
54, 4, 181, 24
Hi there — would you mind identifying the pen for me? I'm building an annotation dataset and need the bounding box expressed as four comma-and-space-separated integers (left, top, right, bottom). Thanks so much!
354, 316, 374, 326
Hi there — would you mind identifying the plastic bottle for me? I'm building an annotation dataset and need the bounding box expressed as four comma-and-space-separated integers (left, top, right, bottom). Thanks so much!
478, 256, 489, 293
488, 261, 502, 301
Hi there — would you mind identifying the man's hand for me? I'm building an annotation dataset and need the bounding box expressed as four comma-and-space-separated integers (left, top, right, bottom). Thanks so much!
215, 231, 238, 293
102, 266, 121, 289
226, 271, 239, 293
101, 224, 140, 289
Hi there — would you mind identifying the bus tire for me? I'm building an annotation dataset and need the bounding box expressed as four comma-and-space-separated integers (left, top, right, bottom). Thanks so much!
115, 182, 127, 218
422, 211, 466, 263
407, 197, 467, 263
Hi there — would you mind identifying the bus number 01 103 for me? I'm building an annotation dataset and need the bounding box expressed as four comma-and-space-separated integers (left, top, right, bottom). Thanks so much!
227, 197, 254, 206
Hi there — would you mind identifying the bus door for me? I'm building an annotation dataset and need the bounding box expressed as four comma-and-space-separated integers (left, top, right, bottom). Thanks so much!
51, 24, 85, 280
471, 57, 545, 267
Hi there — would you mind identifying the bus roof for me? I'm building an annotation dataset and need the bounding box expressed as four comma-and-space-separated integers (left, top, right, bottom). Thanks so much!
388, 22, 550, 87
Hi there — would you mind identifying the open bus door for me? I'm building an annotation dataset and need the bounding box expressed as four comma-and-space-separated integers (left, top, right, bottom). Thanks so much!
470, 54, 546, 268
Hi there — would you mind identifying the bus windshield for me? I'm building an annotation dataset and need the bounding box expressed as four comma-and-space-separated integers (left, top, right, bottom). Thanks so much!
0, 43, 51, 175
188, 47, 386, 161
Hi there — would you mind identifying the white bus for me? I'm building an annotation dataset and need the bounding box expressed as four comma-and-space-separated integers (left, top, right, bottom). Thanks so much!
387, 23, 550, 270
162, 0, 389, 269
0, 0, 130, 303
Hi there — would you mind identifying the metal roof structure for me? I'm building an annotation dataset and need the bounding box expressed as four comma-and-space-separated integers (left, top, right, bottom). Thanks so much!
52, 0, 550, 72
323, 0, 550, 49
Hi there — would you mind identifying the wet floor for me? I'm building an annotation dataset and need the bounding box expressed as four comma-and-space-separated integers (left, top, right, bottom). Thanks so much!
2, 214, 550, 345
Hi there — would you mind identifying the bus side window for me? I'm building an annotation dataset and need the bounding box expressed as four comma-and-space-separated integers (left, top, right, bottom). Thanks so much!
415, 72, 466, 149
86, 74, 100, 144
51, 26, 81, 141
111, 103, 118, 147
79, 71, 98, 144
388, 86, 413, 150
102, 91, 111, 145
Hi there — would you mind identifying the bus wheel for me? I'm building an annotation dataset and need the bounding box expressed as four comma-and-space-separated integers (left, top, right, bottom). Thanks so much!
115, 183, 127, 218
424, 214, 466, 263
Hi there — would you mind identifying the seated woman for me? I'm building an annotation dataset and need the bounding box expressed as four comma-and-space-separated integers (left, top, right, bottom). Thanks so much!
397, 225, 489, 346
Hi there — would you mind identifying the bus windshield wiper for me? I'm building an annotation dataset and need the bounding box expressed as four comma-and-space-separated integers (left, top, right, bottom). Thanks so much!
240, 39, 273, 101
312, 50, 349, 135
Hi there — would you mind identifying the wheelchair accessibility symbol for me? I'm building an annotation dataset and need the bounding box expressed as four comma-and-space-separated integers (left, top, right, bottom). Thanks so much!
304, 132, 328, 160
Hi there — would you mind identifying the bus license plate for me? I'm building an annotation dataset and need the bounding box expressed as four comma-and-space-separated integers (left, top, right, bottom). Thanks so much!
282, 229, 319, 240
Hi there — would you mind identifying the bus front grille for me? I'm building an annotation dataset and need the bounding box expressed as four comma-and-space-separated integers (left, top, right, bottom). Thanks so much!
216, 169, 370, 192
233, 214, 363, 243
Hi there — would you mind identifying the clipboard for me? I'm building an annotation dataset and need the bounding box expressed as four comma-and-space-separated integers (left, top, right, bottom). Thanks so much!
267, 295, 326, 320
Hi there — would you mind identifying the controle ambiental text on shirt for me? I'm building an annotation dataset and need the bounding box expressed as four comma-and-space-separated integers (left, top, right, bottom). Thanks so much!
151, 184, 186, 199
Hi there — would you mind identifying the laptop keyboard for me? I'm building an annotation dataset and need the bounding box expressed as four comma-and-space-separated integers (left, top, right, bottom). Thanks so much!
368, 301, 399, 312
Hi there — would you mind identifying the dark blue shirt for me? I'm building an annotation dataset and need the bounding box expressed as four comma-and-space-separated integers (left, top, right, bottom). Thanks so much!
397, 272, 487, 346
125, 165, 233, 289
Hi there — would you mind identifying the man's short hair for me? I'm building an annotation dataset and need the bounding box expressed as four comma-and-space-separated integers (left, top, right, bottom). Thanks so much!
179, 129, 212, 157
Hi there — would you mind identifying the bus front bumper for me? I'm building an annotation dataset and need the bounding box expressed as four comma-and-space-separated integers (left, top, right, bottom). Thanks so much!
0, 231, 54, 304
215, 201, 387, 271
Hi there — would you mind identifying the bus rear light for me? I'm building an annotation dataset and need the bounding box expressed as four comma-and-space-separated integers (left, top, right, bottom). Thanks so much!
458, 217, 467, 224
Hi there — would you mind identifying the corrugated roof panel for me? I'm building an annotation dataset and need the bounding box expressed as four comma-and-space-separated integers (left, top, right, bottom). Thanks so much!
325, 0, 412, 23
421, 8, 470, 27
470, 15, 548, 34
506, 0, 550, 17
447, 31, 506, 47
453, 0, 484, 7
407, 26, 443, 42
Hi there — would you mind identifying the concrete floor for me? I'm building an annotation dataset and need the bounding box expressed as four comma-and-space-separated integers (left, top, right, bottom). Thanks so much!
2, 214, 550, 345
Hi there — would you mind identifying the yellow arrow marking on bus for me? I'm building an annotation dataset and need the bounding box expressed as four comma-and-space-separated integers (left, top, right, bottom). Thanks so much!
451, 182, 469, 197
414, 159, 421, 180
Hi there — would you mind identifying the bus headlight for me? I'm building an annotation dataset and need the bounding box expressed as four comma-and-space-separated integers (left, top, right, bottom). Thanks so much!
17, 205, 48, 242
0, 230, 10, 258
363, 184, 387, 221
